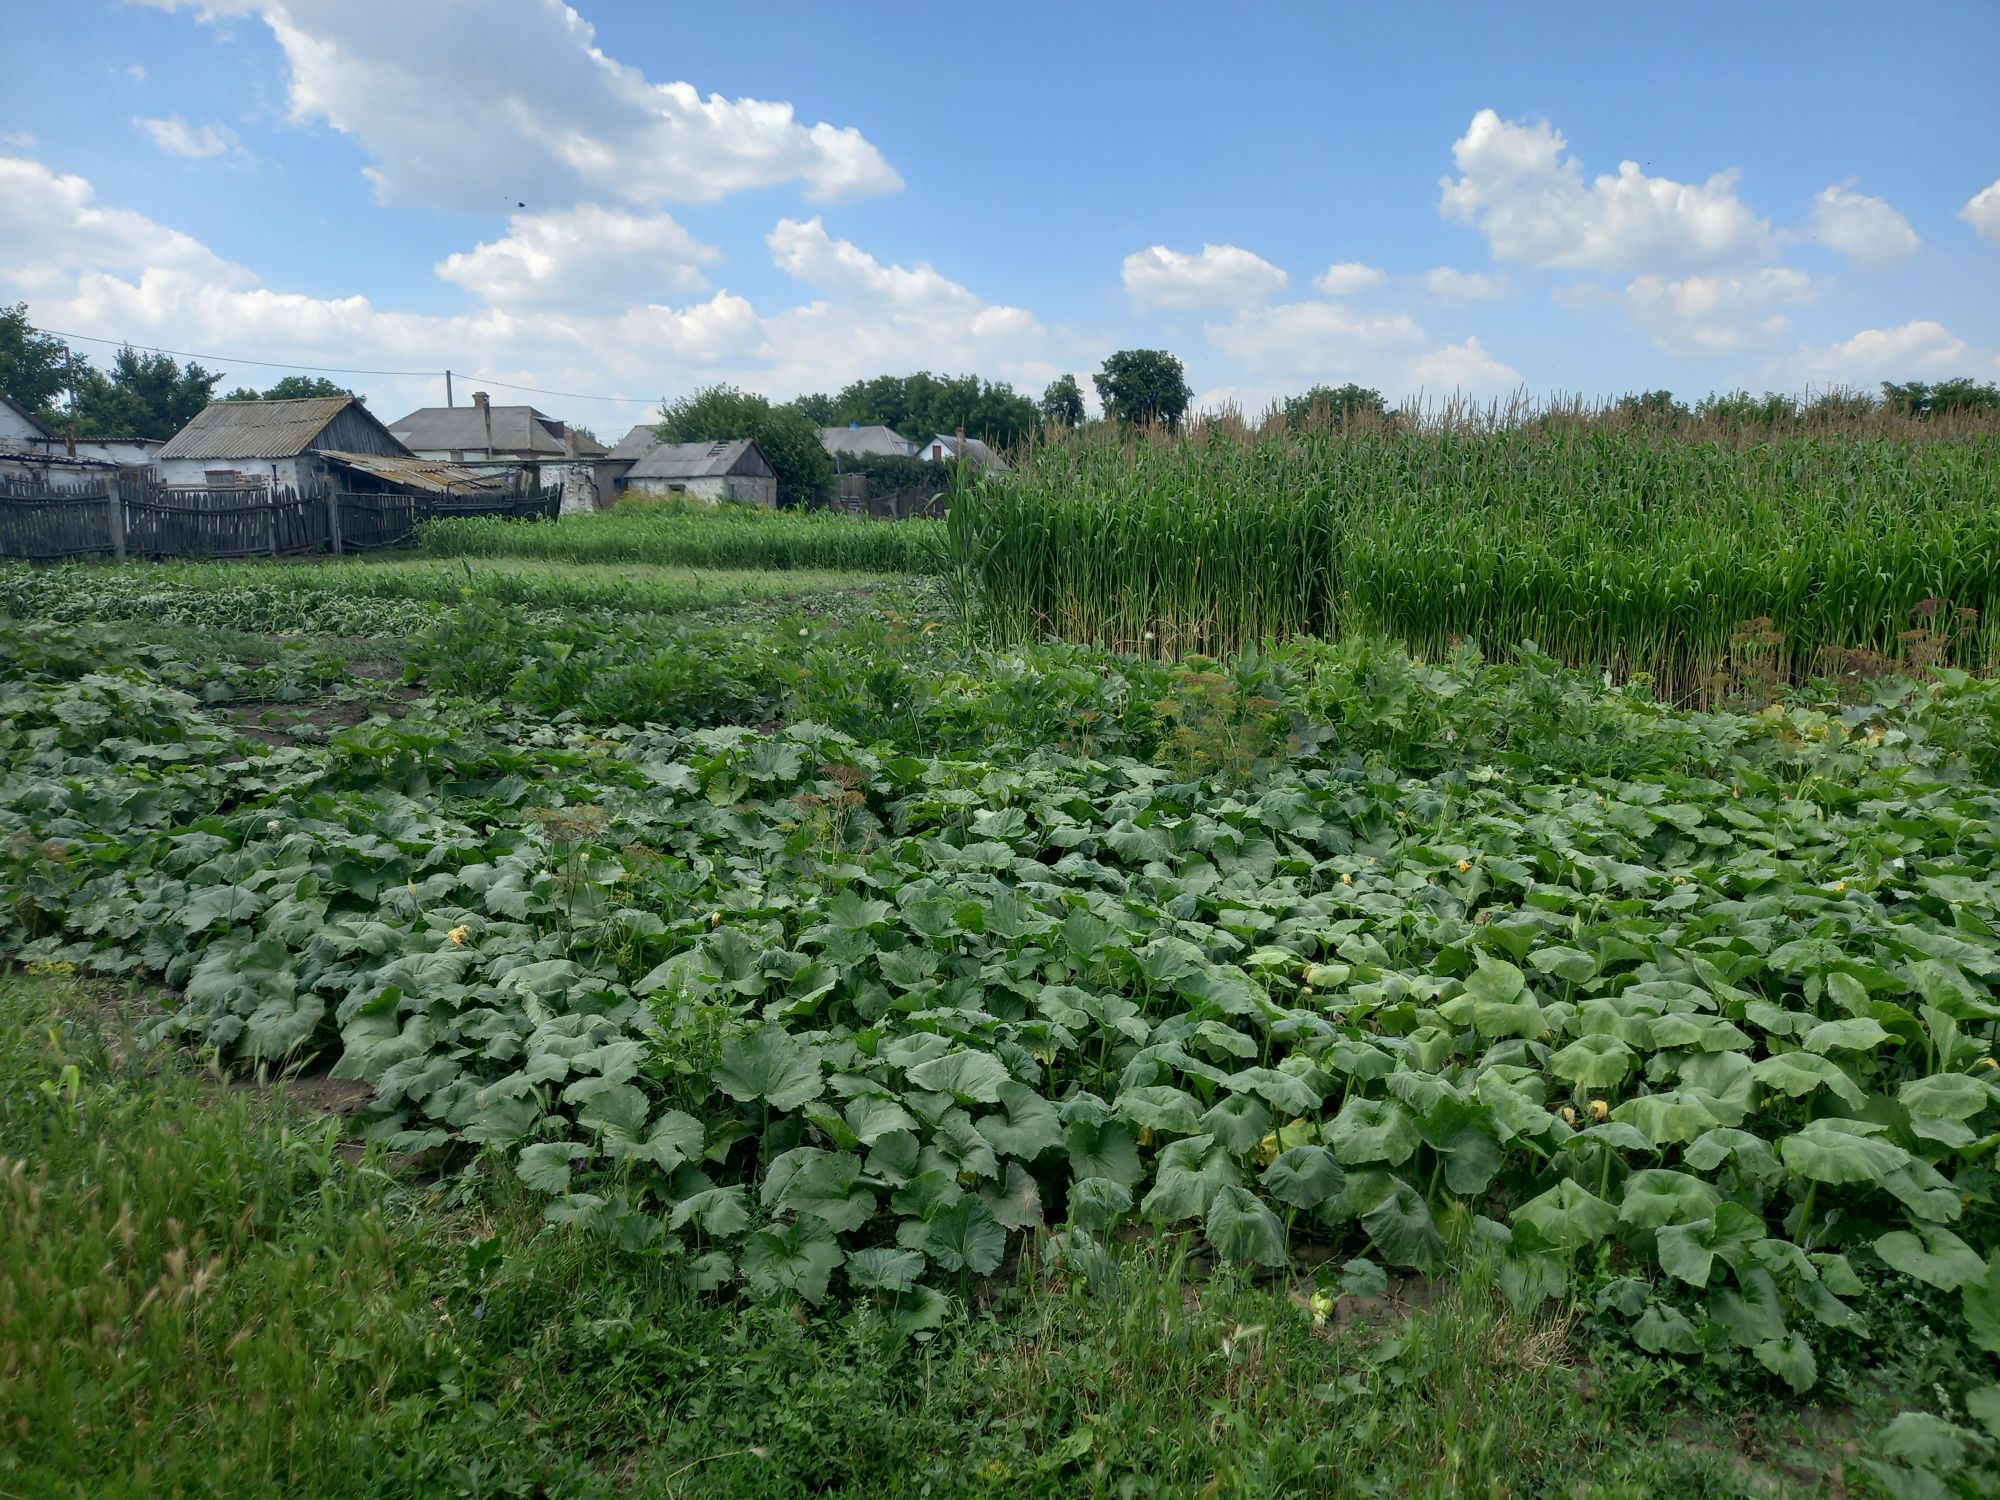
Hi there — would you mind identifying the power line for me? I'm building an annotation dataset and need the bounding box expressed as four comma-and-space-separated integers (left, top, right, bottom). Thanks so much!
29, 324, 437, 379
26, 323, 663, 407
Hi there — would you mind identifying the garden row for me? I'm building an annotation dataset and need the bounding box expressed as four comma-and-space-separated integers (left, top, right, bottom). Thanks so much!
2, 587, 1997, 1454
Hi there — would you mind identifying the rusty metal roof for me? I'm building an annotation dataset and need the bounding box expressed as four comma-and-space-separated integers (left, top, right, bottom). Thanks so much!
158, 397, 365, 459
317, 450, 511, 495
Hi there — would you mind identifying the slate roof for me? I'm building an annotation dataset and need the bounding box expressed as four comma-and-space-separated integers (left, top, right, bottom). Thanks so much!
819, 424, 915, 459
388, 404, 605, 456
609, 423, 666, 462
626, 437, 770, 481
157, 397, 371, 459
916, 433, 1007, 472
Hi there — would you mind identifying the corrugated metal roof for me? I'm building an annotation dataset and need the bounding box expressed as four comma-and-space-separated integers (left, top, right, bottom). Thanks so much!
820, 424, 915, 459
610, 423, 665, 462
388, 404, 600, 455
158, 397, 360, 459
626, 437, 765, 480
318, 450, 511, 495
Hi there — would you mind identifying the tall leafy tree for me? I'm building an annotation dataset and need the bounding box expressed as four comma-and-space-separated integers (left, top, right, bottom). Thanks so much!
1093, 349, 1191, 430
223, 375, 358, 403
67, 347, 224, 438
656, 384, 832, 507
0, 303, 71, 420
1281, 383, 1385, 430
782, 392, 837, 425
1040, 374, 1085, 428
831, 371, 1038, 448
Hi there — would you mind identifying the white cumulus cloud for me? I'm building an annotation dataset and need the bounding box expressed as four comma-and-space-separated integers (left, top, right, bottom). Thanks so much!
768, 215, 980, 311
135, 0, 902, 210
1312, 261, 1386, 295
1962, 178, 2000, 245
1408, 337, 1522, 395
1122, 243, 1288, 308
437, 205, 719, 310
1424, 266, 1505, 301
134, 116, 235, 158
1810, 183, 1918, 267
1620, 268, 1814, 354
1439, 108, 1774, 271
1795, 320, 1989, 384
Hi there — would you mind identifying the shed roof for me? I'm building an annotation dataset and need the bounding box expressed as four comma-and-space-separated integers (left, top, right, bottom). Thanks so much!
626, 437, 769, 481
609, 423, 666, 462
388, 404, 604, 456
158, 396, 388, 459
318, 450, 511, 495
820, 424, 916, 459
0, 391, 56, 442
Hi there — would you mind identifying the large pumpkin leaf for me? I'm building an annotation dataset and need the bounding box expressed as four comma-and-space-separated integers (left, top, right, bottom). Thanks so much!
714, 1026, 824, 1111
1360, 1178, 1443, 1270
1874, 1227, 1986, 1291
1204, 1185, 1289, 1267
1327, 1096, 1419, 1167
1261, 1145, 1345, 1211
1779, 1118, 1911, 1185
1514, 1179, 1617, 1251
906, 1049, 1011, 1105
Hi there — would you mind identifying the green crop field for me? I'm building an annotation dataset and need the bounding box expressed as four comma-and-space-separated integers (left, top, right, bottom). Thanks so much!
3, 473, 2000, 1496
949, 414, 2000, 702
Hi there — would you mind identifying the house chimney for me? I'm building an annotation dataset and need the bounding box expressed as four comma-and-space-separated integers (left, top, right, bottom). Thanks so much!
473, 390, 493, 458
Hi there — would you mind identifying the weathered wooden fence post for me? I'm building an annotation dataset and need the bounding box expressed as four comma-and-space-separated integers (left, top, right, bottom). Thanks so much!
105, 475, 126, 563
264, 486, 278, 556
325, 484, 343, 555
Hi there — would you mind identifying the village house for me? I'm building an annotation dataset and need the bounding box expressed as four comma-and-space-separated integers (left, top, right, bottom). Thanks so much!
389, 391, 613, 513
915, 432, 1007, 472
153, 395, 411, 488
618, 437, 777, 506
0, 392, 130, 482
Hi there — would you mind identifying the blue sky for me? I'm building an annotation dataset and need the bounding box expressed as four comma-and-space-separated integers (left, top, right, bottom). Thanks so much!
2, 0, 1996, 430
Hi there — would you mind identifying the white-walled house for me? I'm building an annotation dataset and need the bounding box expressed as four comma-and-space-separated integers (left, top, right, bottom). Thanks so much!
916, 433, 1006, 472
154, 396, 408, 488
618, 438, 777, 506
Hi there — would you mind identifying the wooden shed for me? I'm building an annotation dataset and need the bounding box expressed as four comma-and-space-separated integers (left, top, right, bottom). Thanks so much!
154, 396, 408, 489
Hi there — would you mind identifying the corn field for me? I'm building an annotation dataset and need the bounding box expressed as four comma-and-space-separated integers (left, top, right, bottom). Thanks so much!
948, 409, 2000, 701
418, 504, 942, 573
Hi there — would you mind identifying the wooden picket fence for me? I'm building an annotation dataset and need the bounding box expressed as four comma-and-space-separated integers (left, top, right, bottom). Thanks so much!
0, 473, 558, 562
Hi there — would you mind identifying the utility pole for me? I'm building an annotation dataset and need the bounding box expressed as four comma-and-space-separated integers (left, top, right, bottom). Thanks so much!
446, 369, 455, 407
65, 350, 77, 458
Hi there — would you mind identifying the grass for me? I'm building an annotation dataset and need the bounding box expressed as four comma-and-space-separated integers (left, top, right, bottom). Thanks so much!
416, 502, 943, 574
0, 972, 1886, 1499
951, 413, 2000, 700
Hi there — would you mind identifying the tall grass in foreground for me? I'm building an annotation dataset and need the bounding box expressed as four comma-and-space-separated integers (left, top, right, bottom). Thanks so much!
951, 406, 2000, 700
419, 503, 942, 573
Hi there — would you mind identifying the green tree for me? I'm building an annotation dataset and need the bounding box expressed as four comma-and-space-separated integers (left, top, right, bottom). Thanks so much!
656, 384, 833, 508
1884, 378, 2000, 417
66, 347, 224, 438
0, 303, 71, 420
782, 392, 838, 426
1612, 389, 1688, 422
831, 371, 1039, 447
223, 374, 358, 403
1093, 349, 1191, 430
1695, 389, 1793, 426
1041, 374, 1085, 428
1281, 382, 1385, 430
